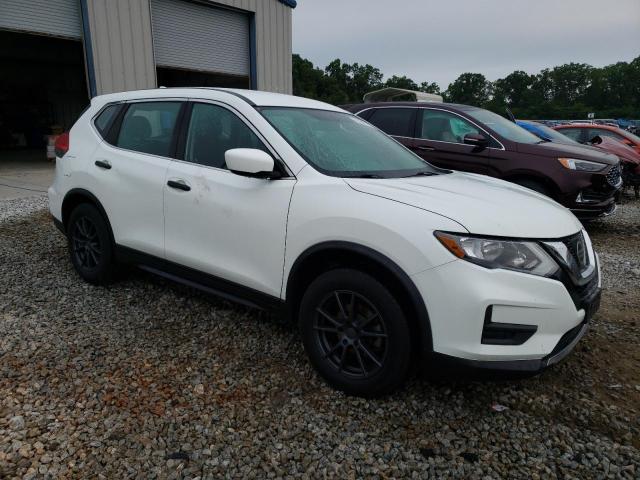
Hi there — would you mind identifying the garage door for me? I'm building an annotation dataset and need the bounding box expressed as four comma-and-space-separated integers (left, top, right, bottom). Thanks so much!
0, 0, 82, 39
150, 0, 250, 77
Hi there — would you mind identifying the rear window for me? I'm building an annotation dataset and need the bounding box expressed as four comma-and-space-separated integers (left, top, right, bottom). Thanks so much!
115, 102, 182, 157
366, 108, 415, 137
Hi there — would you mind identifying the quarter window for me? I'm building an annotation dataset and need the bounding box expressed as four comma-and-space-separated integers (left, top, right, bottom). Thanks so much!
94, 104, 120, 137
420, 110, 481, 143
184, 103, 267, 169
366, 108, 415, 137
116, 102, 182, 156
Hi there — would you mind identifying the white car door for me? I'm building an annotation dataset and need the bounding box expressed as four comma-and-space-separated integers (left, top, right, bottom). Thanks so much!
163, 101, 296, 298
90, 100, 184, 258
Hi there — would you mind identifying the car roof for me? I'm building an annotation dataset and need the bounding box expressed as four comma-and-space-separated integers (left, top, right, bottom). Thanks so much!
557, 123, 618, 130
343, 101, 482, 112
91, 87, 344, 112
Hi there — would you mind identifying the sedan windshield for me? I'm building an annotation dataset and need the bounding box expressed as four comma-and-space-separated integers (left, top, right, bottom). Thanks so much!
259, 107, 439, 178
467, 109, 542, 144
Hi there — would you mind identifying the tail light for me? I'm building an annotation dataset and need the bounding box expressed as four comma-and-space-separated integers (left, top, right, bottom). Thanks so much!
54, 132, 70, 158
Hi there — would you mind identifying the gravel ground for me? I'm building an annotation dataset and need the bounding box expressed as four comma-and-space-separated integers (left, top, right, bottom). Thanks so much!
1, 195, 639, 479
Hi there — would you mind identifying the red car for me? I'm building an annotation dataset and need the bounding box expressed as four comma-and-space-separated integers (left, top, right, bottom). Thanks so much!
590, 136, 640, 198
555, 124, 640, 197
554, 124, 640, 155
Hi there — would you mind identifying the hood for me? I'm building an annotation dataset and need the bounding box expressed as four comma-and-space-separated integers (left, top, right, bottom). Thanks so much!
516, 141, 619, 165
346, 172, 583, 239
592, 137, 640, 166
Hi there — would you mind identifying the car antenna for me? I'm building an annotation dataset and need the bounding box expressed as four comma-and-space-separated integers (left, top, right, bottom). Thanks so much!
505, 107, 516, 123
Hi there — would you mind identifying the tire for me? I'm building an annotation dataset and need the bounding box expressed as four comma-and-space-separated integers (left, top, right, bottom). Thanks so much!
67, 203, 117, 285
299, 268, 412, 397
513, 178, 552, 198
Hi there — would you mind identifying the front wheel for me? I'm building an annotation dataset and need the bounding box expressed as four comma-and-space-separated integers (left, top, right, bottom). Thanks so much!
299, 268, 412, 397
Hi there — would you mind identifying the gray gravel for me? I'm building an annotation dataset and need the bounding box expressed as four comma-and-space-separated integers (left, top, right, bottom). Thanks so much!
1, 194, 639, 479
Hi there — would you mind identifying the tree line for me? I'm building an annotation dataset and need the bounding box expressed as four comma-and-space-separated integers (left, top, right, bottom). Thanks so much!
292, 54, 640, 119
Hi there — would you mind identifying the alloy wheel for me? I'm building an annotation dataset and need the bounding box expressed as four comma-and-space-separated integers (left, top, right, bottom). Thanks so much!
71, 216, 102, 270
313, 290, 388, 378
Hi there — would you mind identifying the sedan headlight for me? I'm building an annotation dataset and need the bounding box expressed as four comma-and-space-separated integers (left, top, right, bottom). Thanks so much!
558, 157, 607, 172
435, 232, 559, 277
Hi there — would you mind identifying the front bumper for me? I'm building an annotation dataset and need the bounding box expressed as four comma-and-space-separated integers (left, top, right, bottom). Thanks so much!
412, 252, 601, 370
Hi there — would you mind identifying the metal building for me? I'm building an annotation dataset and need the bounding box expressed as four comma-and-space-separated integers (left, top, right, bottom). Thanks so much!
0, 0, 294, 155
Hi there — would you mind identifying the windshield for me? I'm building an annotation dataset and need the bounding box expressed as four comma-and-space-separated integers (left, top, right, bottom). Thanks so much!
467, 109, 542, 144
259, 107, 439, 178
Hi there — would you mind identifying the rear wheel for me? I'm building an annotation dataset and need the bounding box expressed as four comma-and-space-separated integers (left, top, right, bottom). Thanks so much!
67, 204, 117, 285
299, 268, 412, 397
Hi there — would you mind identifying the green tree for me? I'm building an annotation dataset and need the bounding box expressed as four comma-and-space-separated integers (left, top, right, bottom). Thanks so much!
444, 73, 492, 107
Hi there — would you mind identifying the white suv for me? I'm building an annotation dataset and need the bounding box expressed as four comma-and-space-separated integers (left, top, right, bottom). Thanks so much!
49, 88, 601, 396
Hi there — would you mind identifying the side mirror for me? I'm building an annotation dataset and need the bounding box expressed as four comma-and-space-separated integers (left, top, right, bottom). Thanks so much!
463, 133, 489, 148
225, 148, 278, 179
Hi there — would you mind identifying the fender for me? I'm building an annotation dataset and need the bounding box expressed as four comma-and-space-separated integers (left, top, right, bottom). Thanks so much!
61, 188, 115, 245
286, 241, 433, 353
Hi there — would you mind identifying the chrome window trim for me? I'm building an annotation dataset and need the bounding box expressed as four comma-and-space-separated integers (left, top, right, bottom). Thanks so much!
354, 105, 506, 151
95, 98, 187, 162
93, 97, 295, 179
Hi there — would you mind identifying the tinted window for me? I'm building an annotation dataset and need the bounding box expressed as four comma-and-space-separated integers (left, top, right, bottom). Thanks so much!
184, 103, 267, 169
557, 128, 584, 142
420, 109, 482, 143
261, 108, 436, 178
94, 104, 120, 137
466, 108, 540, 144
367, 108, 414, 137
116, 102, 181, 156
588, 128, 624, 143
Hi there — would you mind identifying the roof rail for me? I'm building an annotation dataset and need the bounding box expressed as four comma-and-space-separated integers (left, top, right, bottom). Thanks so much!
363, 87, 443, 103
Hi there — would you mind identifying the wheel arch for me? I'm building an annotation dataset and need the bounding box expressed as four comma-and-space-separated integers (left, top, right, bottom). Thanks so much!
285, 241, 433, 354
61, 189, 115, 244
503, 171, 560, 199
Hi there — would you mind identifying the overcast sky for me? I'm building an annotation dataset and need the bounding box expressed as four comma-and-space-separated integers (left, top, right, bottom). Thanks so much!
292, 0, 640, 89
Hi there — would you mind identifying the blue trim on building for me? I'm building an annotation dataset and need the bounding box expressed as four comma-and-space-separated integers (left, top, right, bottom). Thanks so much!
278, 0, 297, 8
249, 13, 258, 90
79, 0, 97, 97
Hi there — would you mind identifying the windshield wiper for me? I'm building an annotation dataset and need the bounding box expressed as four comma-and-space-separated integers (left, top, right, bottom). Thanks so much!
405, 171, 437, 177
351, 173, 385, 179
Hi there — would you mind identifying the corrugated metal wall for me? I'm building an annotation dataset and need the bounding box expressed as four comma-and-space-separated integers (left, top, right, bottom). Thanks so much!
85, 0, 292, 95
0, 0, 82, 39
85, 0, 158, 94
211, 0, 293, 94
151, 0, 250, 76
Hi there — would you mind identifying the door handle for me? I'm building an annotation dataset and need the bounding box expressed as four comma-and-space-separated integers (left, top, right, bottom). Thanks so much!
95, 160, 112, 170
167, 179, 191, 191
415, 145, 435, 152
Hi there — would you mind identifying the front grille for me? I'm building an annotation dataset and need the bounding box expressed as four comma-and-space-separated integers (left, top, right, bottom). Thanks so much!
606, 163, 622, 187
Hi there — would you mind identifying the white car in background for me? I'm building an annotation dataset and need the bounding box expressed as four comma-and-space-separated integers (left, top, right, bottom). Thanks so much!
49, 88, 601, 396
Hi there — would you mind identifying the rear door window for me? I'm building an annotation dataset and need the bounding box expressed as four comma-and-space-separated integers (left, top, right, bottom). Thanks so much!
116, 102, 182, 157
366, 108, 416, 137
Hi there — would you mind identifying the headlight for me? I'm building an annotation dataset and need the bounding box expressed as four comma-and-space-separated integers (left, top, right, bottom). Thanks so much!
558, 157, 606, 172
435, 232, 559, 277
